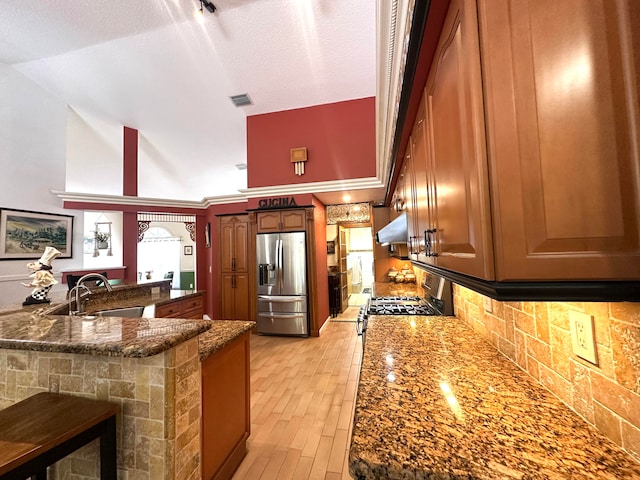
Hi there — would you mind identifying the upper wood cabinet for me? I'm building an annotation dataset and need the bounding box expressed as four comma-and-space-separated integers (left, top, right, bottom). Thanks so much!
256, 210, 306, 233
422, 0, 495, 280
478, 0, 640, 280
396, 0, 639, 284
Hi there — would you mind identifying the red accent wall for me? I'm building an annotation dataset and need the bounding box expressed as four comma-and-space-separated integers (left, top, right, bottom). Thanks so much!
247, 97, 376, 188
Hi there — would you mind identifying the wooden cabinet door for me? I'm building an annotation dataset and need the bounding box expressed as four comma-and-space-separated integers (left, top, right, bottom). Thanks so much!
403, 143, 418, 256
425, 0, 494, 280
233, 273, 250, 321
280, 210, 306, 231
233, 221, 249, 272
411, 97, 432, 263
478, 0, 640, 280
220, 273, 236, 320
220, 216, 248, 272
221, 273, 249, 320
256, 211, 281, 233
220, 220, 236, 272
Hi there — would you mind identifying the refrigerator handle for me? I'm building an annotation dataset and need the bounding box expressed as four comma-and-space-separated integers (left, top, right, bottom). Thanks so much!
277, 238, 284, 290
258, 264, 264, 285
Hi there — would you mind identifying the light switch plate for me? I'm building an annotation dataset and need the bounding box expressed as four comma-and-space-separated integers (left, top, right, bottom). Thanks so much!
570, 311, 598, 365
151, 287, 160, 299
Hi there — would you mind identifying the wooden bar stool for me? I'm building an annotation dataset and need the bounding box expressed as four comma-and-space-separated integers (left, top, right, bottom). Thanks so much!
0, 392, 118, 480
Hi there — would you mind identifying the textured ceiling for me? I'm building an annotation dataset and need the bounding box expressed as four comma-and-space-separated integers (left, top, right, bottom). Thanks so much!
0, 0, 379, 203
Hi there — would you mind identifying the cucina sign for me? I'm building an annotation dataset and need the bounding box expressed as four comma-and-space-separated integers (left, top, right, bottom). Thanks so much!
257, 197, 298, 209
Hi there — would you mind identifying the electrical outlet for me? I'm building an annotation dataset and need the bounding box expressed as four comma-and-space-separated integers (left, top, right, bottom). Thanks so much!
483, 297, 493, 313
570, 311, 598, 365
151, 286, 160, 299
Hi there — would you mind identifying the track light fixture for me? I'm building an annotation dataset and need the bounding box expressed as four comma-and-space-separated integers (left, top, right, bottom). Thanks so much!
199, 0, 216, 14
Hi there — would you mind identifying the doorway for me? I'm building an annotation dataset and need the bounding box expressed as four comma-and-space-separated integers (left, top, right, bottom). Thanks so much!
137, 227, 181, 287
328, 225, 373, 308
344, 226, 373, 305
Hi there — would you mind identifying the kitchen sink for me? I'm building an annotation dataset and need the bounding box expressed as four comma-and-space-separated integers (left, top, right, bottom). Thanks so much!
95, 306, 146, 318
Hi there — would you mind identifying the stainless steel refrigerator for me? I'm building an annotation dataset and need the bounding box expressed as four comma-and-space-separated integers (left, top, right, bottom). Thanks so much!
256, 231, 309, 336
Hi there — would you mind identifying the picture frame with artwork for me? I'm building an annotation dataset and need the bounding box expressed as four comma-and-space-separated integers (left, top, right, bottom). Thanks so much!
326, 240, 336, 254
184, 245, 193, 255
0, 208, 73, 260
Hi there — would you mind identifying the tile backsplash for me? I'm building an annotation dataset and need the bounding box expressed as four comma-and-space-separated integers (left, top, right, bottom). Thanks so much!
453, 285, 640, 462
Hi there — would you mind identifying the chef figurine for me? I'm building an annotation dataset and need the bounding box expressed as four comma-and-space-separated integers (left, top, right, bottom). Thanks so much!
22, 246, 62, 306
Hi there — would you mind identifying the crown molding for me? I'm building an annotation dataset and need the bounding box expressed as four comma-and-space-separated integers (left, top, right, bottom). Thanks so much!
51, 176, 384, 210
238, 177, 384, 198
51, 190, 206, 209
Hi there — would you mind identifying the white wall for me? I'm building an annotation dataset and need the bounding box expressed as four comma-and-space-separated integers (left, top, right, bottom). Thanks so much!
82, 211, 123, 269
0, 65, 84, 307
66, 108, 123, 195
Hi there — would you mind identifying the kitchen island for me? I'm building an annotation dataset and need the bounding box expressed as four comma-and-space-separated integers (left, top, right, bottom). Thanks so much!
349, 314, 640, 479
0, 291, 254, 480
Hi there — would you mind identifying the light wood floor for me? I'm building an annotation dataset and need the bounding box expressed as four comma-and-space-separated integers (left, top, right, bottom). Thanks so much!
232, 313, 362, 480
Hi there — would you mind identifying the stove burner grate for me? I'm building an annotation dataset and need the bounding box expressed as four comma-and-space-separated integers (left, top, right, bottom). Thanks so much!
368, 303, 436, 316
370, 296, 422, 303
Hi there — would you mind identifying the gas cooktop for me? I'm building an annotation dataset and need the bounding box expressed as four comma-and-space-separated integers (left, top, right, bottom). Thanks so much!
370, 296, 423, 303
367, 303, 436, 315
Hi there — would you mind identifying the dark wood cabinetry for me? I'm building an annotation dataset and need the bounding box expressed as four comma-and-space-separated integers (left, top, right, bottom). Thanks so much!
394, 0, 640, 291
256, 210, 305, 233
201, 331, 250, 480
219, 215, 250, 320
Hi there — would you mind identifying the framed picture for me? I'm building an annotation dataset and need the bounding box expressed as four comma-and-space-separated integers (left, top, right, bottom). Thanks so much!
326, 240, 335, 254
184, 245, 193, 255
0, 208, 73, 260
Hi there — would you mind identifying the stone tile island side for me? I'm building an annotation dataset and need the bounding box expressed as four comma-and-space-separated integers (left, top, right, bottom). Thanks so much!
0, 281, 254, 480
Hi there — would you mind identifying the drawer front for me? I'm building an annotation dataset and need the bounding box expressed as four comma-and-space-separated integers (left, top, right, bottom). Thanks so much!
183, 296, 203, 312
155, 300, 184, 318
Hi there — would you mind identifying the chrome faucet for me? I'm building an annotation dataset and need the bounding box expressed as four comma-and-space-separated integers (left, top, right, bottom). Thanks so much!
68, 273, 113, 316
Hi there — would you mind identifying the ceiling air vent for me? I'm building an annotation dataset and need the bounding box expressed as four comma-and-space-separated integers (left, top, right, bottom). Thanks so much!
230, 93, 253, 107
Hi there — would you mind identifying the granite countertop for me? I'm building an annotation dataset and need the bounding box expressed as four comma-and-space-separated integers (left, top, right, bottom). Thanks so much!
349, 315, 640, 479
0, 312, 211, 358
198, 320, 255, 361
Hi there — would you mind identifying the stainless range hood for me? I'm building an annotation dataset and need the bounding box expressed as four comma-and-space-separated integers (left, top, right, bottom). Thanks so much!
375, 212, 408, 244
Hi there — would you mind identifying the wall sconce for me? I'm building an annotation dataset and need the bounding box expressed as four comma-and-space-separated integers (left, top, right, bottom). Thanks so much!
393, 198, 405, 212
290, 147, 308, 176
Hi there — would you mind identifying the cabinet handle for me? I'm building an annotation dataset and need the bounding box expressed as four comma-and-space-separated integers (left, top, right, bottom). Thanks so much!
409, 236, 420, 255
232, 275, 236, 288
232, 257, 236, 271
425, 229, 438, 257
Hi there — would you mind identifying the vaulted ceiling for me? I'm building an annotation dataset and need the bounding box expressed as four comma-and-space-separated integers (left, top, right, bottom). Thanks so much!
1, 0, 388, 205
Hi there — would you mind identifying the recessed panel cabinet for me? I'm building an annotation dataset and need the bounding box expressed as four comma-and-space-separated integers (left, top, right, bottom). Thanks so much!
478, 0, 640, 280
256, 210, 306, 233
405, 0, 494, 280
397, 0, 640, 283
218, 215, 250, 320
